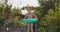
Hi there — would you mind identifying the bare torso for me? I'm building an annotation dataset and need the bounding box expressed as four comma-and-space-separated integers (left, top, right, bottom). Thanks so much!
26, 13, 33, 18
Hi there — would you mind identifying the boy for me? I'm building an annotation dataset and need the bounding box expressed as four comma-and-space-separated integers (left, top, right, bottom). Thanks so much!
23, 5, 38, 32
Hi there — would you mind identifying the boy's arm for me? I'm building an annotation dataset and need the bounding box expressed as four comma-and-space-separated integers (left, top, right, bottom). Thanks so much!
33, 13, 38, 20
23, 14, 28, 19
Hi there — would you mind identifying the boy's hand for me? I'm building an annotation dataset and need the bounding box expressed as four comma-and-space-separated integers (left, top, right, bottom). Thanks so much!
36, 18, 38, 20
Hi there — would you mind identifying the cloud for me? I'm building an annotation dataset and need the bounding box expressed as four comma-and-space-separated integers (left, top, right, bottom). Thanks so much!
8, 0, 39, 9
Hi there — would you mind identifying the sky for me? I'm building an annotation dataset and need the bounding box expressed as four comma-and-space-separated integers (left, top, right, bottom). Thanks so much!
7, 0, 39, 9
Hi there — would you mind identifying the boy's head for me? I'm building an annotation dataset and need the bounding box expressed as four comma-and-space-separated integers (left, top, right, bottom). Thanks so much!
26, 5, 32, 13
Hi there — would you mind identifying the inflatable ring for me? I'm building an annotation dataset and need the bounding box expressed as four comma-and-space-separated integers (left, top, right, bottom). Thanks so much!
23, 18, 37, 24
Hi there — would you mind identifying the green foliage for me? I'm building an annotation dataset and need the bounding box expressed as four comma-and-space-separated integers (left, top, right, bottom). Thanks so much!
0, 18, 5, 26
38, 8, 60, 32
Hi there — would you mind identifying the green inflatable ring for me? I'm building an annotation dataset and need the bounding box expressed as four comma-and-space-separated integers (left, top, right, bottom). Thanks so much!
23, 18, 37, 24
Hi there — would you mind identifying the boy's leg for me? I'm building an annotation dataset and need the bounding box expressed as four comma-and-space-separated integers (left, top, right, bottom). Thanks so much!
31, 23, 33, 32
33, 22, 38, 32
27, 25, 29, 32
35, 24, 38, 32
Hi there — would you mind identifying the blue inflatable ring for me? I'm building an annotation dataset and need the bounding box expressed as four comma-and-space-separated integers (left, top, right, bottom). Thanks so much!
23, 18, 37, 23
